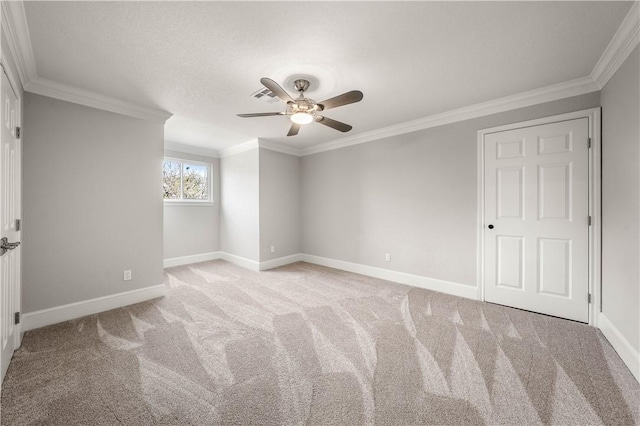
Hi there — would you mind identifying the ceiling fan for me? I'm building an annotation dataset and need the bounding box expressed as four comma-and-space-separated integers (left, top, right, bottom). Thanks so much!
237, 77, 364, 136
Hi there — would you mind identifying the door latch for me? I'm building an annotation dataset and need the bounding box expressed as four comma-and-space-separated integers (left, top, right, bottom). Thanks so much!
0, 237, 20, 256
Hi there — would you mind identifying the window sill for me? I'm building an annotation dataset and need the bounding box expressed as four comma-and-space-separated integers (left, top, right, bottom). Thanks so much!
164, 201, 215, 207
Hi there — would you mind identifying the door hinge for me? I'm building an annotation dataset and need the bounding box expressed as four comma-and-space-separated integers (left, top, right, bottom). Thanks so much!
15, 219, 20, 231
588, 216, 592, 226
14, 312, 20, 325
587, 138, 591, 149
588, 294, 592, 304
15, 126, 20, 139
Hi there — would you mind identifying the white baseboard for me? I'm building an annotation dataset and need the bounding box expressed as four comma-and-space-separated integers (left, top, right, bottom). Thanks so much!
259, 253, 303, 271
162, 251, 477, 300
300, 254, 478, 300
163, 251, 302, 271
220, 252, 261, 271
164, 251, 221, 268
598, 313, 640, 381
22, 284, 168, 332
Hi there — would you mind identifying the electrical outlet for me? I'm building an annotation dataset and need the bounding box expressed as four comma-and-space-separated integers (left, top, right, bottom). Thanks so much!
385, 253, 391, 262
123, 270, 132, 281
270, 245, 276, 254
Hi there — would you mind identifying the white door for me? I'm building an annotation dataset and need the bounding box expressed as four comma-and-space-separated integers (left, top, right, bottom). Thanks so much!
0, 70, 20, 382
484, 118, 589, 322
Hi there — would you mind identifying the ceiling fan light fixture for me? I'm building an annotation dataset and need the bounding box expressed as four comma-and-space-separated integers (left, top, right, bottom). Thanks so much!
238, 77, 363, 136
290, 111, 314, 125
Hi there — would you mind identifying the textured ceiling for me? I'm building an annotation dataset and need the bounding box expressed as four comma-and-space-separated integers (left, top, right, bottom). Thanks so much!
24, 1, 632, 151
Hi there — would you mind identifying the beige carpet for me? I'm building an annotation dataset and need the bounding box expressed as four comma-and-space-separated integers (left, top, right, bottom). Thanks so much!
1, 260, 639, 425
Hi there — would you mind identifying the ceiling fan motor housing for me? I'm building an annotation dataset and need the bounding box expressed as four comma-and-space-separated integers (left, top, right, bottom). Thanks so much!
293, 79, 310, 93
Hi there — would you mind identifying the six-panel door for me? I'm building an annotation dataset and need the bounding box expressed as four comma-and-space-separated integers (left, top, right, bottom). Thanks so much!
484, 118, 589, 322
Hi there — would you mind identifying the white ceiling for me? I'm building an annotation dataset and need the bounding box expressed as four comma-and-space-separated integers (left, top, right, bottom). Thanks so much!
23, 1, 633, 152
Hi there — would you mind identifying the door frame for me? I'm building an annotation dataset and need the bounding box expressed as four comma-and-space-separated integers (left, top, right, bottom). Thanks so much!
476, 108, 602, 326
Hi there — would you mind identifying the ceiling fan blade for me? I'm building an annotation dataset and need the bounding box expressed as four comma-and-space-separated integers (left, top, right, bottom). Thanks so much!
316, 116, 353, 133
236, 112, 285, 117
287, 123, 301, 137
260, 77, 295, 102
318, 91, 363, 111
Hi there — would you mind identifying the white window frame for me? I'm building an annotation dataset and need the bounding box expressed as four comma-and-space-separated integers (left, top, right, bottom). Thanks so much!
163, 157, 214, 206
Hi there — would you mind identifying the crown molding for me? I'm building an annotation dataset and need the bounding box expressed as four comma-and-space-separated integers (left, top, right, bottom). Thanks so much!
219, 139, 259, 158
26, 76, 172, 123
164, 141, 219, 158
295, 4, 639, 157
1, 0, 37, 88
301, 76, 600, 156
5, 0, 634, 152
187, 139, 304, 159
258, 139, 303, 157
592, 2, 640, 89
2, 1, 172, 123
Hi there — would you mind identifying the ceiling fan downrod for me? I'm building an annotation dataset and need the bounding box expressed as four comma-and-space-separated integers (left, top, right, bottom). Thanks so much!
293, 79, 310, 95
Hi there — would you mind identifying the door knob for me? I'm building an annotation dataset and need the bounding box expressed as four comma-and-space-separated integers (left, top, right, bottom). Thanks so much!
488, 224, 494, 229
0, 237, 20, 256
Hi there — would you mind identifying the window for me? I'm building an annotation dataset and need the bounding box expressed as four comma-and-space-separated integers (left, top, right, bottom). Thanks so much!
163, 158, 212, 204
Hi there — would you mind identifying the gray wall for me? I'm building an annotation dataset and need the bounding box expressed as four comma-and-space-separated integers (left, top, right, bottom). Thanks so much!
220, 148, 259, 261
302, 92, 601, 286
23, 93, 164, 313
601, 46, 639, 352
259, 148, 301, 261
163, 150, 220, 259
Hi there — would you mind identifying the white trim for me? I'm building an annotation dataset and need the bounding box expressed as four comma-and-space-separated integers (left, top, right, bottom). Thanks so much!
154, 72, 600, 158
165, 141, 219, 158
294, 2, 635, 157
26, 77, 172, 123
219, 139, 259, 158
164, 251, 301, 271
163, 201, 214, 207
220, 252, 260, 271
1, 52, 21, 100
259, 253, 303, 271
590, 109, 602, 328
258, 139, 303, 157
476, 108, 602, 326
598, 313, 640, 382
476, 128, 485, 303
22, 284, 168, 332
169, 251, 476, 299
591, 2, 640, 89
164, 70, 605, 159
301, 254, 478, 300
0, 2, 173, 123
301, 77, 599, 156
0, 0, 36, 88
163, 251, 221, 268
162, 74, 601, 160
167, 250, 479, 310
164, 139, 304, 163
2, 0, 634, 154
